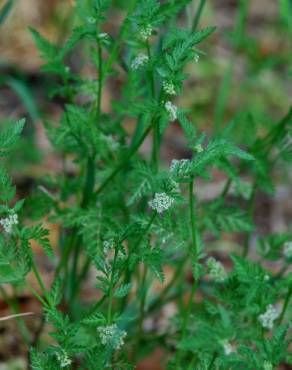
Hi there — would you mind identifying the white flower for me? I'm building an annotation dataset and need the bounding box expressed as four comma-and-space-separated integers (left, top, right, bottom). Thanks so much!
0, 213, 18, 234
131, 53, 149, 70
97, 323, 127, 350
221, 340, 234, 355
55, 350, 71, 368
194, 54, 200, 63
206, 257, 227, 283
170, 159, 190, 175
138, 24, 153, 41
194, 144, 203, 153
148, 193, 174, 214
103, 239, 115, 255
86, 16, 96, 24
263, 361, 273, 370
162, 80, 176, 95
165, 101, 177, 121
258, 305, 280, 330
98, 32, 108, 39
283, 241, 292, 258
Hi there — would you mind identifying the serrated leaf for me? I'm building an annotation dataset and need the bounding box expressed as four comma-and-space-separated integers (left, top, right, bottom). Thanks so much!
114, 283, 132, 298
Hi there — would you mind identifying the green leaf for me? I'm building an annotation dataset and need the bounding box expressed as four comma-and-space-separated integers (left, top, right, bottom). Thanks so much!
192, 26, 216, 45
114, 283, 132, 298
29, 28, 57, 61
0, 118, 26, 157
0, 0, 14, 26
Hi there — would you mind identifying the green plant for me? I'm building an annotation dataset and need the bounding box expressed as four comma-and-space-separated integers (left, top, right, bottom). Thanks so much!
0, 1, 291, 369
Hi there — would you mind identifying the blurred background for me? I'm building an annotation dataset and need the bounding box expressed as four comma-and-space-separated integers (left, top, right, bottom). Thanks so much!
0, 0, 291, 368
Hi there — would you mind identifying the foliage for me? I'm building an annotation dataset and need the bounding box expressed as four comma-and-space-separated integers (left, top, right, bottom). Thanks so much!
0, 1, 291, 369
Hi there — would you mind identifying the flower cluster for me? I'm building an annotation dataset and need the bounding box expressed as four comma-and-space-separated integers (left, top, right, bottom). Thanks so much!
165, 101, 178, 121
0, 213, 18, 234
194, 144, 203, 153
221, 340, 234, 355
130, 53, 149, 70
55, 350, 71, 368
138, 24, 153, 41
263, 361, 273, 370
162, 80, 176, 95
194, 54, 200, 63
206, 257, 227, 283
283, 241, 292, 258
103, 238, 115, 255
148, 193, 174, 214
170, 159, 190, 175
258, 304, 280, 329
97, 324, 127, 350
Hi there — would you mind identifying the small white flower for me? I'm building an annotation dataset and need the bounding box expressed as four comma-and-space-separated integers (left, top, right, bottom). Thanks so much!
86, 16, 96, 24
165, 101, 177, 121
162, 80, 176, 95
148, 193, 174, 214
98, 32, 108, 39
170, 159, 190, 175
206, 257, 227, 283
221, 340, 234, 355
283, 241, 292, 258
0, 213, 18, 234
97, 323, 127, 350
55, 349, 71, 368
194, 54, 200, 63
264, 275, 270, 282
131, 53, 149, 70
258, 304, 280, 330
103, 239, 115, 255
194, 144, 203, 153
138, 24, 153, 41
263, 361, 273, 370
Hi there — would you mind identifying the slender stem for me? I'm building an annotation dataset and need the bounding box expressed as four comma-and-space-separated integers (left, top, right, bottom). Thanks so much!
187, 356, 196, 370
94, 123, 153, 197
107, 247, 118, 324
26, 281, 49, 308
120, 212, 157, 311
96, 41, 103, 123
175, 178, 199, 368
133, 263, 148, 360
207, 353, 218, 370
192, 0, 207, 31
278, 285, 292, 325
31, 259, 51, 305
146, 41, 159, 173
242, 184, 256, 258
220, 178, 232, 199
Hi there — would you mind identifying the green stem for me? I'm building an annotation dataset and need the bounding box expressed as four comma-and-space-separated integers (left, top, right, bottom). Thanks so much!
146, 41, 159, 173
120, 212, 157, 312
107, 247, 119, 324
96, 41, 103, 123
175, 178, 199, 368
278, 285, 292, 325
26, 280, 49, 308
207, 353, 218, 370
187, 356, 196, 370
242, 184, 256, 258
31, 259, 50, 305
192, 0, 206, 31
94, 123, 153, 197
133, 264, 148, 361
